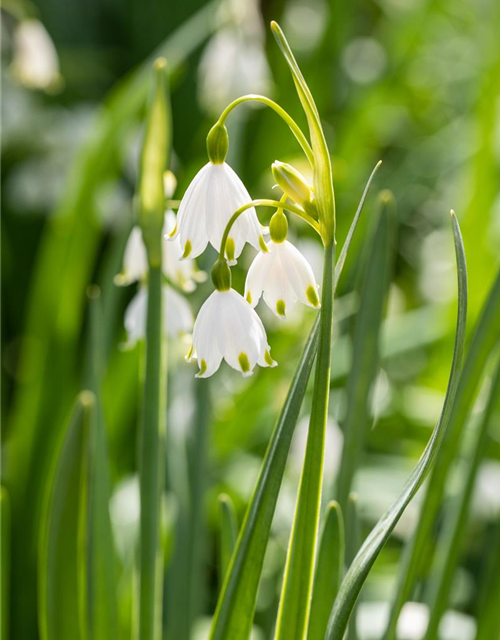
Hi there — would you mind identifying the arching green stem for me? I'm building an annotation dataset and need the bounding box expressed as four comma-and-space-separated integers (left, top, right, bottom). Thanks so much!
218, 95, 314, 167
219, 199, 320, 260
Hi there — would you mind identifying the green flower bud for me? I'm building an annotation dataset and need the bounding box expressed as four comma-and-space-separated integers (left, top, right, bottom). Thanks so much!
269, 209, 288, 243
207, 122, 229, 164
211, 258, 232, 291
272, 161, 312, 206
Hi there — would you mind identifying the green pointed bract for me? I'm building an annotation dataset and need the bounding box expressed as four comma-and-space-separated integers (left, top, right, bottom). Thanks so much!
272, 161, 312, 206
139, 58, 171, 268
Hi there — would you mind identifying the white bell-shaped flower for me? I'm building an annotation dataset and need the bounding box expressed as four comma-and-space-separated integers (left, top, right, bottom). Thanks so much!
187, 289, 276, 378
11, 19, 62, 92
245, 239, 321, 318
169, 162, 266, 264
124, 285, 193, 347
116, 213, 203, 291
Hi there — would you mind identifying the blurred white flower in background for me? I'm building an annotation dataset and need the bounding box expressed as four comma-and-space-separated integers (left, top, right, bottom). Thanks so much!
11, 19, 62, 92
197, 0, 272, 116
124, 285, 193, 346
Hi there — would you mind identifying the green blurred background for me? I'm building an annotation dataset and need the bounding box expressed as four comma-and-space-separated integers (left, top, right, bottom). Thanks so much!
1, 0, 500, 638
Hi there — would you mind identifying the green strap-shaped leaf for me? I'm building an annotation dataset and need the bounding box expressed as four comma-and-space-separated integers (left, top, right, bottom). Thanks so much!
345, 494, 361, 640
423, 356, 500, 640
475, 515, 500, 640
336, 191, 396, 515
85, 289, 119, 640
307, 502, 345, 640
383, 266, 500, 640
1, 487, 10, 640
326, 212, 468, 640
209, 162, 380, 640
218, 494, 239, 587
39, 393, 93, 640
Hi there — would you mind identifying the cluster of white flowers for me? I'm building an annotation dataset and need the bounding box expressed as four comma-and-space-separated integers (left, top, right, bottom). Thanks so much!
166, 130, 321, 378
119, 120, 321, 377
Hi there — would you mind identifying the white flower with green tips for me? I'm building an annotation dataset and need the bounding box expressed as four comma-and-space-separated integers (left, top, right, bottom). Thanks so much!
168, 161, 266, 264
244, 210, 320, 318
187, 288, 276, 378
124, 285, 193, 346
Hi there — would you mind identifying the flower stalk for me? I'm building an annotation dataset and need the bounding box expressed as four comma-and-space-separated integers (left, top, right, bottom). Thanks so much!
137, 58, 170, 640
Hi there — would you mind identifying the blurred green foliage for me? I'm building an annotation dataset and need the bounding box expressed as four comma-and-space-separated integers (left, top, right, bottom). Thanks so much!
2, 0, 500, 638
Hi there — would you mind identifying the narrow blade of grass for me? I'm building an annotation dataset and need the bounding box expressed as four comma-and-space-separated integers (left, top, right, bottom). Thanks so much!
38, 393, 94, 640
326, 211, 468, 640
209, 162, 379, 640
336, 190, 396, 515
423, 356, 500, 640
85, 288, 119, 639
1, 487, 10, 640
475, 515, 500, 640
219, 494, 239, 588
307, 501, 345, 640
383, 266, 500, 640
346, 494, 361, 640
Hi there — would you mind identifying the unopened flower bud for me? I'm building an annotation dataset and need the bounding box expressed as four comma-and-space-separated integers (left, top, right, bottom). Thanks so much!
272, 161, 312, 206
211, 258, 232, 291
207, 122, 229, 164
269, 210, 288, 243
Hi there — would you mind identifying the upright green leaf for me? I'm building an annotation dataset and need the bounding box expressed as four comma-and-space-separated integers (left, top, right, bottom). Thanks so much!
383, 266, 500, 640
326, 212, 468, 640
336, 191, 395, 515
1, 487, 10, 640
475, 516, 500, 640
39, 393, 94, 640
218, 494, 239, 587
209, 162, 380, 640
85, 288, 119, 640
345, 494, 361, 640
307, 501, 344, 640
423, 356, 500, 640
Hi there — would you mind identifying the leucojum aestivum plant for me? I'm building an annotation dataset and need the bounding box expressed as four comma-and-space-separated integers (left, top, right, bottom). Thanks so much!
38, 19, 475, 640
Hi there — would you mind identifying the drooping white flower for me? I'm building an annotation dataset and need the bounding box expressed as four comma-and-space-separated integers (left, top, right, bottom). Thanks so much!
116, 212, 203, 291
187, 289, 276, 378
169, 162, 266, 264
124, 285, 193, 347
245, 239, 321, 318
11, 20, 62, 92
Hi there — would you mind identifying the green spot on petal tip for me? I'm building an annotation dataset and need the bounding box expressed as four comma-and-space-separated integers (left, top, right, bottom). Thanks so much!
182, 240, 192, 259
238, 352, 251, 374
306, 285, 320, 307
276, 300, 286, 316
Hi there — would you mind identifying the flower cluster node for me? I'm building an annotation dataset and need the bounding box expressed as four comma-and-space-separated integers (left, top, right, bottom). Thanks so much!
211, 258, 232, 292
206, 122, 229, 164
269, 209, 288, 243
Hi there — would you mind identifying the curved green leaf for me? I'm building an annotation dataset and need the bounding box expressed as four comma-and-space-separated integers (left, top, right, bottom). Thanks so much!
423, 356, 500, 639
383, 266, 500, 639
326, 212, 468, 640
307, 501, 344, 640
